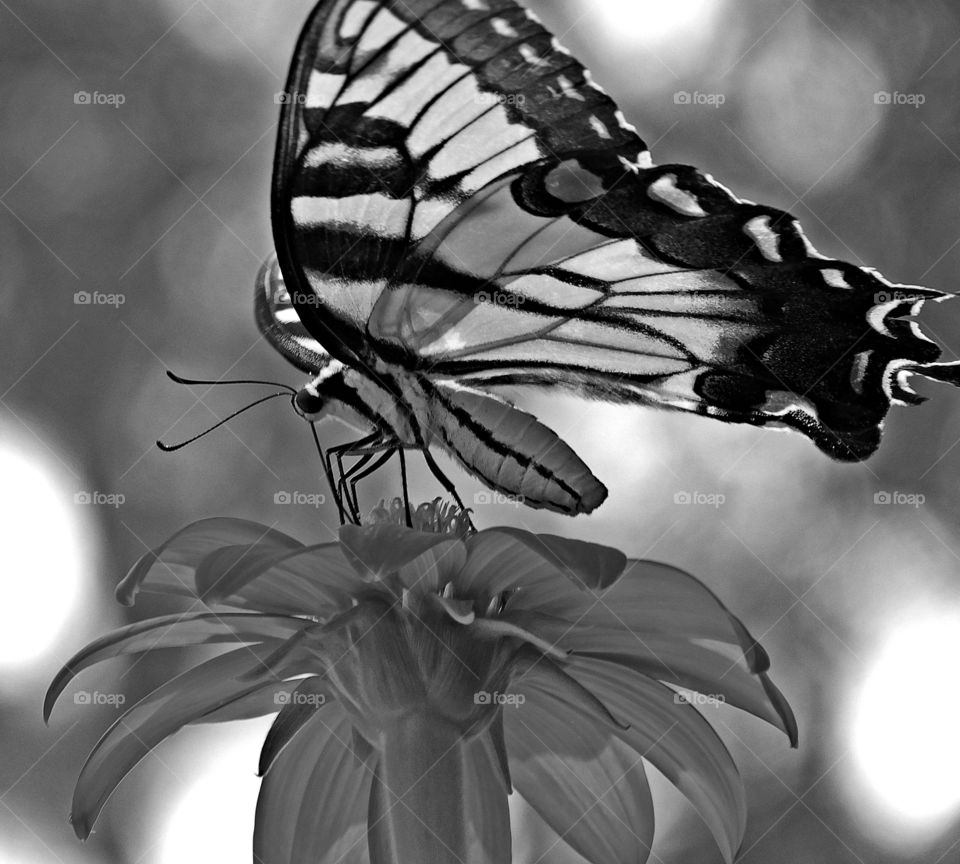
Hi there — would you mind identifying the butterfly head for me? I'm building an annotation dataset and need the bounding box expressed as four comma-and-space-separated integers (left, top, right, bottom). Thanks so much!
293, 382, 329, 421
292, 359, 352, 422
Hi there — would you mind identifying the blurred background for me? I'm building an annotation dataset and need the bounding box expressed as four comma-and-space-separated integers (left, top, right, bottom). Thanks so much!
2, 0, 960, 861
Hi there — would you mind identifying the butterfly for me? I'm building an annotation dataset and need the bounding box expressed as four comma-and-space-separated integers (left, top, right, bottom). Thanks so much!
258, 0, 960, 521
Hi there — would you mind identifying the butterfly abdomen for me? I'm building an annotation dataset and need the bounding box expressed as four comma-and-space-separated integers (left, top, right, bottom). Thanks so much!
412, 376, 607, 515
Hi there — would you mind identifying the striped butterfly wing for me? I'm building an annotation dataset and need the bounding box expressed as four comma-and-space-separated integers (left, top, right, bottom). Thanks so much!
274, 0, 959, 463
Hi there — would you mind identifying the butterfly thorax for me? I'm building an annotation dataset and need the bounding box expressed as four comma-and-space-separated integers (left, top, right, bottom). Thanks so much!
295, 358, 419, 445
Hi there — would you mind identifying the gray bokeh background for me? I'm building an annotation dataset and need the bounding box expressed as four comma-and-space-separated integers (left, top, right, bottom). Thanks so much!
2, 1, 960, 861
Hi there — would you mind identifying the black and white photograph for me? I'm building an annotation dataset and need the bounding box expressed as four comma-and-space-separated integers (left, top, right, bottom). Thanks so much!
2, 1, 960, 861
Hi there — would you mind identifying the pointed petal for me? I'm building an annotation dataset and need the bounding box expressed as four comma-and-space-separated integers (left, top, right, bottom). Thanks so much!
45, 612, 305, 722
567, 656, 747, 864
259, 677, 331, 776
513, 558, 797, 745
197, 542, 360, 616
339, 524, 465, 579
71, 643, 307, 839
504, 677, 654, 864
255, 703, 373, 864
116, 518, 302, 606
572, 644, 797, 747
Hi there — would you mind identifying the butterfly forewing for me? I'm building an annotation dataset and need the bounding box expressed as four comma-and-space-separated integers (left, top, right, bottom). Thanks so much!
267, 0, 959, 494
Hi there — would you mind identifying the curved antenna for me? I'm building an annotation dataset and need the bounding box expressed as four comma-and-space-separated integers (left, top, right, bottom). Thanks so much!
157, 392, 290, 452
166, 369, 296, 394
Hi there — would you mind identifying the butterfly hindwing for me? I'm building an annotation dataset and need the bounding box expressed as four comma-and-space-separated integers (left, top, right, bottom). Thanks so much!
271, 0, 959, 468
255, 254, 331, 375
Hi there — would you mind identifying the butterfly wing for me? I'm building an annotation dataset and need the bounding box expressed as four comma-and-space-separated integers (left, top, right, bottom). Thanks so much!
274, 0, 959, 462
255, 253, 331, 375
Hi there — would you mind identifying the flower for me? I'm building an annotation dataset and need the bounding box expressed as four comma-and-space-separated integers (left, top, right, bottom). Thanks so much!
46, 501, 796, 864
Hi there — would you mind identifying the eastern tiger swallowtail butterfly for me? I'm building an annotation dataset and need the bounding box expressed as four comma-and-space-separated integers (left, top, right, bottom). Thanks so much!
257, 0, 960, 519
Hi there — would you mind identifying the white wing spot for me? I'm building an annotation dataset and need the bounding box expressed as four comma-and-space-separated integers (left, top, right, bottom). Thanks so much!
589, 115, 612, 139
743, 215, 783, 262
822, 268, 851, 289
519, 44, 544, 66
613, 108, 639, 135
492, 18, 519, 38
648, 174, 708, 218
463, 0, 489, 8
851, 350, 872, 394
554, 74, 584, 100
883, 360, 918, 405
792, 220, 827, 259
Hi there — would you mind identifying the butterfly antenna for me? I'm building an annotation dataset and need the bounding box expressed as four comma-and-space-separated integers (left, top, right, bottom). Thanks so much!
166, 370, 296, 394
157, 392, 290, 452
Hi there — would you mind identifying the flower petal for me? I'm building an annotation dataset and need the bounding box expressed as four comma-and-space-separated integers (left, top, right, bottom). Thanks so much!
573, 643, 797, 747
463, 732, 512, 864
397, 541, 468, 593
567, 656, 747, 864
71, 643, 308, 839
192, 681, 296, 724
510, 558, 797, 745
504, 675, 654, 864
258, 677, 331, 776
44, 612, 306, 722
490, 528, 627, 589
339, 524, 464, 579
255, 704, 374, 864
197, 543, 360, 616
457, 530, 625, 599
116, 518, 302, 606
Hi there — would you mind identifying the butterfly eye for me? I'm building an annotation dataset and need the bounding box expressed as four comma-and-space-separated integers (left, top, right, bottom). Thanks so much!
294, 386, 326, 420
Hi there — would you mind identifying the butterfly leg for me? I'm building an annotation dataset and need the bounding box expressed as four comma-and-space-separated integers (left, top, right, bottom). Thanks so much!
398, 448, 412, 527
343, 448, 397, 519
420, 447, 475, 531
327, 433, 382, 524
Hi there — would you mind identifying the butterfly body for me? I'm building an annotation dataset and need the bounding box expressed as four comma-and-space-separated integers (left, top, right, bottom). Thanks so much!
257, 0, 960, 519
